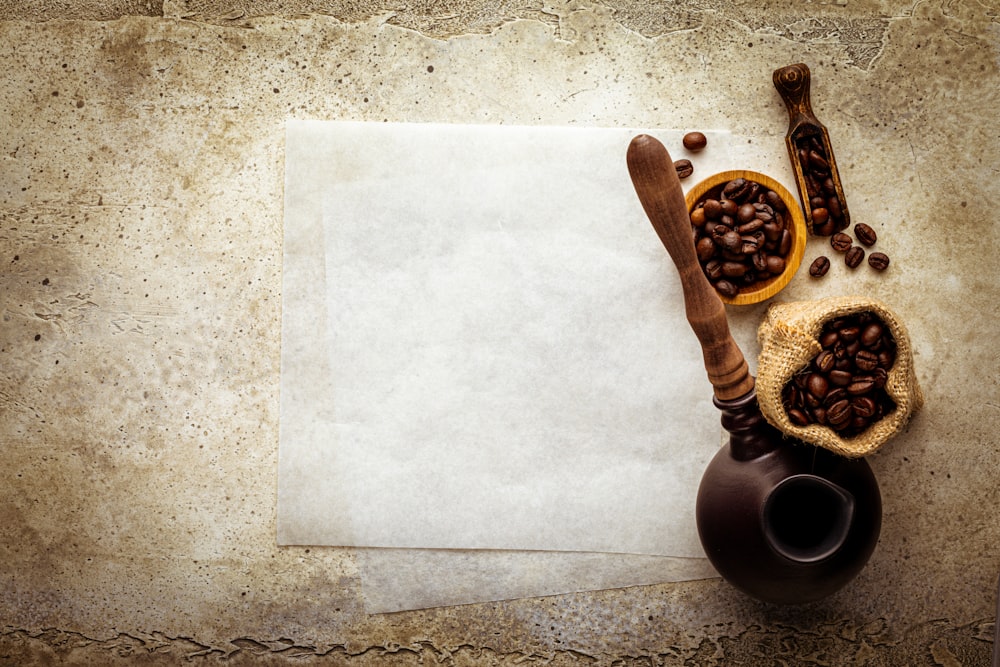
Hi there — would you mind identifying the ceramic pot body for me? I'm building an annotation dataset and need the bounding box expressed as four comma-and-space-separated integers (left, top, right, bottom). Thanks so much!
696, 391, 881, 605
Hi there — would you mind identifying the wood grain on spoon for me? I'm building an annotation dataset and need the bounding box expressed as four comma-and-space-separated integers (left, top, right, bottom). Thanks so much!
626, 134, 755, 401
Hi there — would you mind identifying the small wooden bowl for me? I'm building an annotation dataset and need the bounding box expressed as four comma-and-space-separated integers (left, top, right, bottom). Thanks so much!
685, 170, 806, 306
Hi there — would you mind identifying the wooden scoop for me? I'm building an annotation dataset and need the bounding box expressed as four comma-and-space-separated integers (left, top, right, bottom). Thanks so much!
773, 63, 851, 234
626, 134, 754, 401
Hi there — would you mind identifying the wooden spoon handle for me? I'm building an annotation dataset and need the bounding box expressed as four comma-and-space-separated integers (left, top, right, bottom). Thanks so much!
626, 134, 754, 401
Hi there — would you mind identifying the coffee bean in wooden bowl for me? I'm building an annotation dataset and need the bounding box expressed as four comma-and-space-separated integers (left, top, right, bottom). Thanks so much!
685, 170, 807, 306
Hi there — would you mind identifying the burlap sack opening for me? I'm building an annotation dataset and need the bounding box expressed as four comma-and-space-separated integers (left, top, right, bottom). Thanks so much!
756, 295, 923, 458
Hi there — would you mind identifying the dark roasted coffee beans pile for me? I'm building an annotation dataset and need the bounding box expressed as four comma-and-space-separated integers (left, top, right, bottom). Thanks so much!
690, 178, 793, 298
782, 311, 897, 436
796, 135, 847, 236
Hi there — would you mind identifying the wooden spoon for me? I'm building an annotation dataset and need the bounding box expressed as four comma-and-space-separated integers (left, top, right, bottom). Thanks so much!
626, 133, 754, 401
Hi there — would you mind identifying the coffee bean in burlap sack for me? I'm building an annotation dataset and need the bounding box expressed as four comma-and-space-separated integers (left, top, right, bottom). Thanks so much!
756, 295, 923, 458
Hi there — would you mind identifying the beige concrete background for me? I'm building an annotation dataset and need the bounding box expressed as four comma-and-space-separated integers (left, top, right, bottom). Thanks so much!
1, 0, 998, 664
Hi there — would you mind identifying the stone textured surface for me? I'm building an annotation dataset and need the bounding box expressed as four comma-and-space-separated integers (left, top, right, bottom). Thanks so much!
1, 1, 998, 664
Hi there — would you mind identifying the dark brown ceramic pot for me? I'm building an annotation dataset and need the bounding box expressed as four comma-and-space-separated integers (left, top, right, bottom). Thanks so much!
696, 390, 882, 605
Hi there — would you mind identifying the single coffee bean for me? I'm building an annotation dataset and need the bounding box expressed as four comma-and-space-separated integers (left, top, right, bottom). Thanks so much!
765, 189, 786, 212
851, 396, 877, 419
720, 230, 742, 252
737, 203, 757, 224
826, 399, 853, 427
868, 252, 890, 271
847, 377, 876, 395
788, 408, 811, 426
683, 131, 707, 151
830, 233, 853, 253
877, 349, 895, 369
808, 149, 829, 171
812, 207, 829, 226
778, 229, 792, 256
854, 223, 877, 246
696, 237, 716, 262
721, 261, 746, 278
702, 199, 721, 220
765, 255, 786, 275
806, 373, 829, 399
838, 325, 860, 343
723, 178, 751, 202
855, 349, 879, 371
720, 199, 738, 217
860, 322, 883, 347
714, 279, 739, 299
845, 245, 865, 268
828, 369, 854, 386
809, 256, 831, 277
814, 349, 835, 373
674, 159, 694, 179
690, 207, 706, 227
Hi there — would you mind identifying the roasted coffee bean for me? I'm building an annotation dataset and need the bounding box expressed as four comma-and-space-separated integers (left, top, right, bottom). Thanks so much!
781, 311, 898, 437
828, 369, 854, 386
737, 203, 757, 224
674, 159, 694, 179
806, 373, 829, 399
723, 178, 751, 202
854, 223, 877, 246
683, 131, 707, 151
696, 237, 716, 262
830, 233, 853, 253
814, 349, 835, 373
855, 349, 879, 371
868, 252, 890, 271
788, 408, 811, 426
778, 229, 792, 256
847, 377, 876, 395
689, 179, 794, 298
703, 199, 722, 220
809, 256, 831, 277
860, 322, 883, 347
838, 325, 860, 343
845, 245, 865, 268
714, 279, 739, 299
826, 399, 852, 427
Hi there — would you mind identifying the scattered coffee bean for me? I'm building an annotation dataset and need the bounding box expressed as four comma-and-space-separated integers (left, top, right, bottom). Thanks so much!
674, 159, 694, 179
809, 255, 831, 277
689, 178, 794, 298
830, 233, 852, 253
683, 131, 708, 152
795, 135, 847, 236
845, 245, 865, 268
781, 311, 897, 436
868, 251, 890, 271
854, 223, 877, 246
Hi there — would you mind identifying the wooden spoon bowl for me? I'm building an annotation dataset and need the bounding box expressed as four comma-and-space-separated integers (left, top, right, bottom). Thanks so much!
685, 170, 806, 306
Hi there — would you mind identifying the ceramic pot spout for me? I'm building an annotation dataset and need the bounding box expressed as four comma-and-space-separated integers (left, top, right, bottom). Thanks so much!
762, 474, 855, 564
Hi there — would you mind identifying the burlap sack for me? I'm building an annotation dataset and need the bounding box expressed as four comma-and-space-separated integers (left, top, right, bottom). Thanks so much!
756, 295, 923, 458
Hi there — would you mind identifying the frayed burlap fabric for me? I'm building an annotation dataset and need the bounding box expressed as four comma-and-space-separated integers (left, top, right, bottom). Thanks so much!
756, 295, 923, 458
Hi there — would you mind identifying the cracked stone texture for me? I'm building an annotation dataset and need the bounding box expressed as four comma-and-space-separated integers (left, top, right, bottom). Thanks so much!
1, 0, 998, 664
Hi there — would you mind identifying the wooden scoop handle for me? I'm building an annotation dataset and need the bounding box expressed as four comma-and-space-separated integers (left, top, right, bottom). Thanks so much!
773, 63, 822, 136
626, 134, 754, 401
